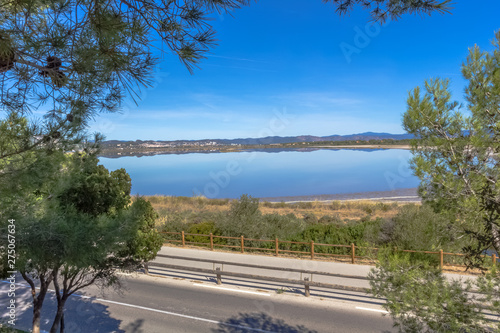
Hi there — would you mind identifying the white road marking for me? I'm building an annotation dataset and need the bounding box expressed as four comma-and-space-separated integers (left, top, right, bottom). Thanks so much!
355, 306, 389, 314
193, 283, 271, 296
1, 280, 273, 332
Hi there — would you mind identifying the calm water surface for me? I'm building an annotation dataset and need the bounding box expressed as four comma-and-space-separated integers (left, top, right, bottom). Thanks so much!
99, 149, 419, 199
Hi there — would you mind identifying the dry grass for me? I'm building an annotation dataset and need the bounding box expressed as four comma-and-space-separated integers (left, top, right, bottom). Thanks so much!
145, 195, 230, 213
260, 200, 404, 220
143, 195, 410, 224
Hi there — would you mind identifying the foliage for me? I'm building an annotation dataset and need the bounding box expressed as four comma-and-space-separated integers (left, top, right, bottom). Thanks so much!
155, 194, 472, 259
380, 204, 460, 252
286, 217, 381, 255
323, 0, 453, 22
403, 30, 500, 268
186, 221, 218, 244
57, 154, 131, 217
370, 253, 499, 333
0, 0, 252, 167
118, 197, 163, 263
0, 325, 27, 333
216, 194, 262, 238
370, 31, 500, 333
6, 153, 162, 333
476, 267, 500, 329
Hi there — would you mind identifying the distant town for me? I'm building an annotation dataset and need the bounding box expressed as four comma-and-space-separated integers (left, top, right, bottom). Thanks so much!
98, 132, 413, 158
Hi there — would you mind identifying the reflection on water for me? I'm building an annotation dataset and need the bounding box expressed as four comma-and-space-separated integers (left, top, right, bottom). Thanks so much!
99, 149, 420, 199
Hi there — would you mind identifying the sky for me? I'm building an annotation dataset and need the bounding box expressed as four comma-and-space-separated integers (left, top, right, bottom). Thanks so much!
89, 0, 500, 141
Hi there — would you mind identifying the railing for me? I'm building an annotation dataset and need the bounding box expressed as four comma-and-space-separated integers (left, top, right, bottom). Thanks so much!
159, 231, 498, 270
145, 254, 370, 297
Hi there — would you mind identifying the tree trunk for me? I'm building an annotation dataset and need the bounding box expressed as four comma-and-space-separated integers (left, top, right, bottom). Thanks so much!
32, 282, 50, 333
21, 272, 51, 333
31, 285, 49, 333
49, 297, 67, 333
60, 312, 65, 333
491, 223, 500, 255
32, 300, 42, 333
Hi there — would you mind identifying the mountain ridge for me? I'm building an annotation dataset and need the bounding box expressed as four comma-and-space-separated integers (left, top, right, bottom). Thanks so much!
103, 132, 413, 145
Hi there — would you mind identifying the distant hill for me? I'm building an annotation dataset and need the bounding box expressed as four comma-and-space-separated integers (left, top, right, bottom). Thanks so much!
215, 132, 413, 145
103, 132, 413, 146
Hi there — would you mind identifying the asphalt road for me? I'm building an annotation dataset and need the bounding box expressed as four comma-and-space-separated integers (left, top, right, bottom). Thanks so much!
1, 271, 395, 333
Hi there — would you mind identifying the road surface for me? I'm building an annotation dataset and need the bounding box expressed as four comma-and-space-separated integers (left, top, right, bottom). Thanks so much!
1, 270, 395, 332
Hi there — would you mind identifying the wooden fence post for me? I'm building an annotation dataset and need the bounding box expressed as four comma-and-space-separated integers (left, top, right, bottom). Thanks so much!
275, 237, 279, 257
493, 254, 497, 267
210, 233, 214, 251
439, 249, 444, 270
181, 231, 185, 247
310, 241, 315, 259
351, 243, 355, 264
241, 235, 244, 253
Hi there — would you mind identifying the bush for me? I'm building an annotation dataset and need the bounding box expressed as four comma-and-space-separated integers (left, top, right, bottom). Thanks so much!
388, 204, 461, 252
329, 201, 343, 211
302, 213, 318, 225
216, 194, 262, 237
375, 202, 391, 212
261, 213, 305, 239
157, 212, 188, 243
286, 218, 382, 255
186, 221, 217, 244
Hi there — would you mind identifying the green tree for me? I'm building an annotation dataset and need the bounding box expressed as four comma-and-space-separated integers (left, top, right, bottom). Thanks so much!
14, 153, 162, 333
403, 30, 500, 267
370, 31, 500, 333
0, 0, 454, 168
369, 253, 498, 333
0, 0, 252, 166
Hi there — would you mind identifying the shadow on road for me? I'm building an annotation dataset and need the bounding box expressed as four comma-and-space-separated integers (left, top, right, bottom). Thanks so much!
0, 282, 144, 333
212, 312, 318, 333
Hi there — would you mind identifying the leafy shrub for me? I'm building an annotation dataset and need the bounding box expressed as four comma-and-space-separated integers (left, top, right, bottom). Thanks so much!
186, 222, 217, 244
329, 201, 342, 211
215, 195, 264, 246
375, 202, 391, 212
302, 213, 318, 225
388, 204, 460, 252
157, 213, 186, 232
261, 213, 305, 239
286, 218, 382, 255
362, 206, 373, 215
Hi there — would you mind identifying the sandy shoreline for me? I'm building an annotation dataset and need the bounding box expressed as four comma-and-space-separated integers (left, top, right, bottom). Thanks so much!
314, 144, 411, 150
259, 188, 420, 203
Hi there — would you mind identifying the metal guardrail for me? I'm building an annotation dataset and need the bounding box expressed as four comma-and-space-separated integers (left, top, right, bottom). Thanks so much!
146, 254, 369, 296
155, 254, 368, 280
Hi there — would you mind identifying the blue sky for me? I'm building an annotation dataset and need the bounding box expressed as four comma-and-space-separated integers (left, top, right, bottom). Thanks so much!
90, 0, 500, 141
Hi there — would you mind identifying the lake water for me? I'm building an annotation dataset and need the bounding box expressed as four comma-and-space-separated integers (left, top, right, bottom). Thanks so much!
99, 149, 420, 199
